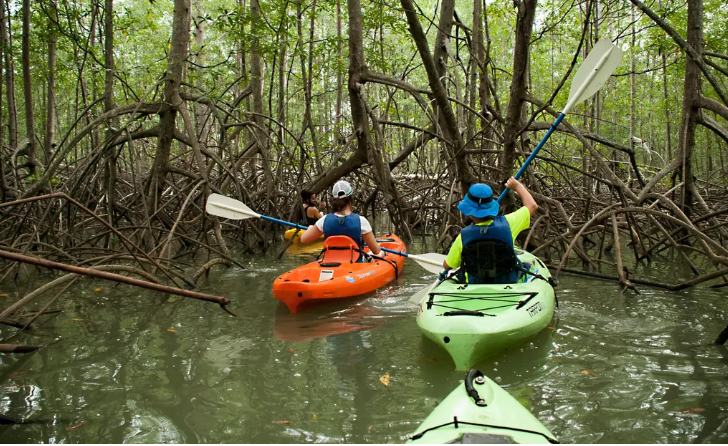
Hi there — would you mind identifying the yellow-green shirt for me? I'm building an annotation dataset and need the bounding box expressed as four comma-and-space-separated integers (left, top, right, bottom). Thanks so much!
444, 207, 531, 269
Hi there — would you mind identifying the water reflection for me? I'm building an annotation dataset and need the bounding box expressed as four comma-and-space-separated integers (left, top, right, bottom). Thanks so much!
274, 304, 381, 343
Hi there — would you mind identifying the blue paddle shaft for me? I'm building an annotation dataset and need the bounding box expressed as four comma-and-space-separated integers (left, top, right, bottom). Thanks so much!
381, 247, 408, 257
260, 215, 308, 230
497, 112, 566, 204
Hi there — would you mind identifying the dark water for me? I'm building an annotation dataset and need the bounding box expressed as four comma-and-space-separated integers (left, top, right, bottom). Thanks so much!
1, 239, 727, 443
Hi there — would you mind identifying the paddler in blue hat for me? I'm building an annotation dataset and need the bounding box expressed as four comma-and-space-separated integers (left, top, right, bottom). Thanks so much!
442, 177, 538, 284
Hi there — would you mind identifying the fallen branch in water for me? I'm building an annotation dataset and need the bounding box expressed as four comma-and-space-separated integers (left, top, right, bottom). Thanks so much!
716, 325, 728, 345
0, 344, 43, 353
0, 249, 234, 316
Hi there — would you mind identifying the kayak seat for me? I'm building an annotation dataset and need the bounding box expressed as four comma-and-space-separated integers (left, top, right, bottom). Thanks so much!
460, 239, 521, 285
320, 236, 363, 264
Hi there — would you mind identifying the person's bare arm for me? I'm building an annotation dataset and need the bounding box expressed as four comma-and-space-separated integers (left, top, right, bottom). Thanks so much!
505, 177, 538, 215
362, 232, 381, 255
442, 260, 452, 270
299, 225, 323, 244
309, 207, 324, 220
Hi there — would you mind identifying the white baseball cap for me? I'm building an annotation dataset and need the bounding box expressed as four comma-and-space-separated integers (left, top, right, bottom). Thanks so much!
332, 180, 354, 198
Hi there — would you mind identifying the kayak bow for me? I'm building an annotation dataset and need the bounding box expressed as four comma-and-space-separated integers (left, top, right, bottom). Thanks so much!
407, 369, 557, 444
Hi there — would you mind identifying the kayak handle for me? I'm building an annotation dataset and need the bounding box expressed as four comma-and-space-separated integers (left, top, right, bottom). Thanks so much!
465, 369, 488, 407
442, 310, 492, 317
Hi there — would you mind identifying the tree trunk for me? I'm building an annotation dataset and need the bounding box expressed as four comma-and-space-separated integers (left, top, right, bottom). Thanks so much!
297, 0, 322, 173
103, 0, 117, 226
400, 0, 474, 193
1, 0, 16, 169
21, 0, 37, 175
501, 0, 537, 180
347, 0, 410, 238
479, 0, 495, 165
277, 14, 287, 145
658, 0, 672, 162
346, 0, 372, 167
676, 0, 703, 218
147, 0, 190, 212
629, 2, 644, 186
45, 0, 58, 162
0, 0, 6, 200
193, 0, 208, 142
250, 0, 275, 211
335, 0, 343, 142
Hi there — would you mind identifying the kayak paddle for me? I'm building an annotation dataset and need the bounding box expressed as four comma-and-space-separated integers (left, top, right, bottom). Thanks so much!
205, 193, 445, 274
407, 38, 622, 304
497, 38, 623, 203
408, 278, 439, 304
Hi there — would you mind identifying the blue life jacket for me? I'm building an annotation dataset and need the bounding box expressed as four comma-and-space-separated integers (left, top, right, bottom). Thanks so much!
322, 213, 363, 261
458, 217, 520, 284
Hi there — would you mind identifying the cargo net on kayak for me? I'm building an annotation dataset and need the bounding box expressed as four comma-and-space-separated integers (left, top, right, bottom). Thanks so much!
425, 289, 539, 317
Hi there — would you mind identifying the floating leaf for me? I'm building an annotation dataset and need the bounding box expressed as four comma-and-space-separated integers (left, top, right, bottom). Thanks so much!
72, 318, 84, 321
580, 370, 595, 376
368, 425, 374, 433
312, 414, 317, 421
94, 288, 102, 292
66, 421, 87, 431
547, 326, 555, 329
379, 374, 390, 386
166, 328, 177, 333
288, 348, 297, 354
271, 420, 291, 424
0, 293, 8, 297
681, 408, 705, 414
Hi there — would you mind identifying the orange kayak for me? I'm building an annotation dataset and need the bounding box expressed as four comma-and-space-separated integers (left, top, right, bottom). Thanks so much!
273, 234, 406, 313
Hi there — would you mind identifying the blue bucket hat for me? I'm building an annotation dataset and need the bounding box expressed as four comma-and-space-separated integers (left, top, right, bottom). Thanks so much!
457, 183, 499, 218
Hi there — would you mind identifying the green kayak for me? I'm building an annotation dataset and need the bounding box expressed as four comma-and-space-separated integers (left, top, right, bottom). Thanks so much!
416, 249, 556, 370
407, 369, 557, 444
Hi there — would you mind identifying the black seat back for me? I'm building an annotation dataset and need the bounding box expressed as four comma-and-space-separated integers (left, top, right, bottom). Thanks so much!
461, 238, 520, 284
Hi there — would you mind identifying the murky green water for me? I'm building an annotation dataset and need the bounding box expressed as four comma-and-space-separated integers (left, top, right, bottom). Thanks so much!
1, 238, 727, 443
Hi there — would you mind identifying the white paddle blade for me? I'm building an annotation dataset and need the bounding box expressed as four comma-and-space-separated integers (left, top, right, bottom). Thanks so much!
565, 38, 623, 112
206, 194, 260, 220
408, 279, 440, 304
409, 253, 446, 274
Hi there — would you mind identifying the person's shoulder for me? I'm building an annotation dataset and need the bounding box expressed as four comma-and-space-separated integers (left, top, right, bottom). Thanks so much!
358, 215, 372, 231
505, 207, 529, 218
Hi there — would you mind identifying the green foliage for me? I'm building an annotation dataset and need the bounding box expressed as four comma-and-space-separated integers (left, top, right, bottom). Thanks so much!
1, 0, 725, 185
